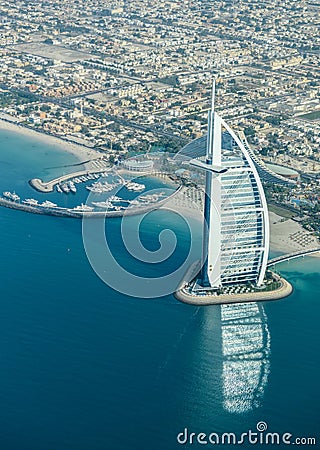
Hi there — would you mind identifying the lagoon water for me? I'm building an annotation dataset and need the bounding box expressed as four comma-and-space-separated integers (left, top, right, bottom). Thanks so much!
0, 128, 319, 449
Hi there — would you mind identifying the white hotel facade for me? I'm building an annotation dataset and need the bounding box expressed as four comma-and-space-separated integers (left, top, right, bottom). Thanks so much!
178, 82, 270, 289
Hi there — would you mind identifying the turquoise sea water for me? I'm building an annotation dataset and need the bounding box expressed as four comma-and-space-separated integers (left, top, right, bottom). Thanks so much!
0, 128, 319, 449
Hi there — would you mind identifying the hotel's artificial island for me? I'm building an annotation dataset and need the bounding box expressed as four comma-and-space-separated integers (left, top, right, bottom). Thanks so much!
175, 82, 293, 305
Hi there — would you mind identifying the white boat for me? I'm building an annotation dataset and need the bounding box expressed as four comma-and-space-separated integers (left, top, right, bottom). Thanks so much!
86, 186, 103, 193
56, 185, 63, 193
3, 191, 20, 201
23, 198, 39, 206
69, 181, 77, 193
125, 182, 145, 192
41, 201, 58, 208
73, 204, 94, 212
140, 193, 163, 203
11, 193, 20, 201
61, 184, 70, 193
92, 201, 112, 208
104, 182, 116, 191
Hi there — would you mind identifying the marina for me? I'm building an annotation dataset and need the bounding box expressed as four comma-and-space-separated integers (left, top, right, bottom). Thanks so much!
0, 185, 182, 218
29, 165, 111, 193
0, 156, 180, 219
30, 165, 148, 199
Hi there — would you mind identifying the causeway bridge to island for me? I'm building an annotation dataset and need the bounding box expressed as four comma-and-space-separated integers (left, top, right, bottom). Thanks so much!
267, 248, 320, 266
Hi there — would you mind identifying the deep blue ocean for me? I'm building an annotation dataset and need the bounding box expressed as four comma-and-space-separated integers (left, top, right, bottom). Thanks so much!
0, 128, 319, 449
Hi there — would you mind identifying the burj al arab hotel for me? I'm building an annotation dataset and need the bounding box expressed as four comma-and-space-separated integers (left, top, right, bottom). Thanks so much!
199, 81, 269, 288
174, 81, 292, 303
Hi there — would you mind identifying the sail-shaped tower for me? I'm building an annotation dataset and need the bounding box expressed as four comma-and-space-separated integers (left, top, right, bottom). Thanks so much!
186, 81, 270, 289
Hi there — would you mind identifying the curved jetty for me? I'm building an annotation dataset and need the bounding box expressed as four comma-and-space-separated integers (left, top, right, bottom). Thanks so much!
29, 167, 110, 193
0, 185, 182, 219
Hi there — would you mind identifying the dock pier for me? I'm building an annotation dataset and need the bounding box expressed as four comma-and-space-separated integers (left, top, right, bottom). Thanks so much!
29, 167, 111, 193
0, 185, 183, 219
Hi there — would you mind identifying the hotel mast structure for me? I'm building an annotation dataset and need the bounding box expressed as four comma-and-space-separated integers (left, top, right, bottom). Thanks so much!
188, 81, 270, 289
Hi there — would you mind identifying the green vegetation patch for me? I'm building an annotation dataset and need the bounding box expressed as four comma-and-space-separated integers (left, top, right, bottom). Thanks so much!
268, 204, 297, 219
297, 110, 320, 121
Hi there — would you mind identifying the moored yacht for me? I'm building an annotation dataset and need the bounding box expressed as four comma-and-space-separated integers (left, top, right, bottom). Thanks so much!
125, 182, 145, 192
73, 204, 94, 212
41, 201, 58, 208
23, 198, 39, 206
69, 181, 77, 193
91, 200, 112, 208
61, 183, 70, 193
3, 191, 20, 201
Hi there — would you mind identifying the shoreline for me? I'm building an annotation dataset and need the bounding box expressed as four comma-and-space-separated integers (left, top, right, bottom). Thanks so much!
269, 211, 320, 256
174, 262, 293, 306
0, 117, 102, 167
0, 184, 183, 218
175, 274, 293, 306
0, 121, 318, 258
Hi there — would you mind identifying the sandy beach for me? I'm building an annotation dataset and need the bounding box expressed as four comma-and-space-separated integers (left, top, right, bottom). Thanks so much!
269, 211, 320, 254
0, 116, 101, 167
0, 121, 318, 257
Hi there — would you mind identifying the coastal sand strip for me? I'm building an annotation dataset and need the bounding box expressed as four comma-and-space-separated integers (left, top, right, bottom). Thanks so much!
0, 117, 101, 165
